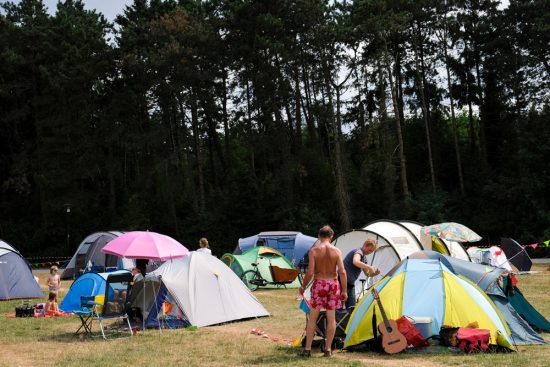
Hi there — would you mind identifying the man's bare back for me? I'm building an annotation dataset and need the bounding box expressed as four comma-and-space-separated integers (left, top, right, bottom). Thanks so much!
309, 241, 342, 279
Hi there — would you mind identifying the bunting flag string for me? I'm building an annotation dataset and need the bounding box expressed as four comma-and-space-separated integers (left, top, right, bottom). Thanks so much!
25, 257, 71, 268
522, 240, 550, 249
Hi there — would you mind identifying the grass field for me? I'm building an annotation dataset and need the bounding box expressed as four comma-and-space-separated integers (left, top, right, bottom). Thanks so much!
1, 264, 549, 367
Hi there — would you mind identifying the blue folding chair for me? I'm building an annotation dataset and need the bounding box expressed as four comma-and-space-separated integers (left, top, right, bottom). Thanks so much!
74, 295, 98, 337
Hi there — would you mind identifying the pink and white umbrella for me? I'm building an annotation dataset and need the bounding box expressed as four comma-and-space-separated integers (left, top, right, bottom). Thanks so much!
101, 231, 189, 261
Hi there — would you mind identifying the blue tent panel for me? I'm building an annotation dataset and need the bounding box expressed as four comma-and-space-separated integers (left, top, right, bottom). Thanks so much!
144, 283, 190, 329
507, 281, 550, 332
60, 272, 108, 312
488, 284, 546, 344
237, 232, 317, 265
402, 260, 445, 333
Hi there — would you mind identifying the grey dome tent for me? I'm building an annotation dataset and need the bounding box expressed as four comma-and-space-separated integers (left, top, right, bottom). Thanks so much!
61, 231, 134, 279
0, 240, 44, 300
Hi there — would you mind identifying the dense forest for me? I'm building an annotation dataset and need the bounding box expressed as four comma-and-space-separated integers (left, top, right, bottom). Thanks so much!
1, 0, 549, 257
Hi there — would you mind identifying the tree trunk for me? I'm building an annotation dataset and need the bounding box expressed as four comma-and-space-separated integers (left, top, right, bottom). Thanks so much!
190, 94, 205, 214
332, 84, 352, 230
443, 36, 465, 195
301, 61, 317, 144
222, 70, 232, 171
323, 56, 351, 230
383, 37, 410, 201
474, 50, 488, 172
294, 62, 303, 150
413, 28, 436, 193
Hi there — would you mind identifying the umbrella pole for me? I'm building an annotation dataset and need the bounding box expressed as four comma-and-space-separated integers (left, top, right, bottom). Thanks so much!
153, 275, 162, 334
142, 277, 145, 331
497, 249, 527, 270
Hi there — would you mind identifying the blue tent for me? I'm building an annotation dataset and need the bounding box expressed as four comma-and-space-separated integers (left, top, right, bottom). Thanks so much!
237, 231, 317, 266
60, 270, 129, 312
410, 251, 546, 344
344, 257, 514, 350
0, 240, 44, 300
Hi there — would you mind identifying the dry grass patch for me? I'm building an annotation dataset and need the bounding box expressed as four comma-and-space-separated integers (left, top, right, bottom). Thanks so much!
0, 267, 548, 366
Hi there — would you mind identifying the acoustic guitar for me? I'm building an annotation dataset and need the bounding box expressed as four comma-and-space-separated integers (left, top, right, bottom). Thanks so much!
371, 288, 408, 354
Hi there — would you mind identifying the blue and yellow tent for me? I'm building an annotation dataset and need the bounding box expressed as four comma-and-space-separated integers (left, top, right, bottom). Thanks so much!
344, 258, 514, 350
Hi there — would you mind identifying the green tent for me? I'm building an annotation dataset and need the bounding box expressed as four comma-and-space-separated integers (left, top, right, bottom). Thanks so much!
221, 246, 301, 290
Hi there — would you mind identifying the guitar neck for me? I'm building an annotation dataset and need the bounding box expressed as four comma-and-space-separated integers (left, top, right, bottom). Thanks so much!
372, 289, 391, 329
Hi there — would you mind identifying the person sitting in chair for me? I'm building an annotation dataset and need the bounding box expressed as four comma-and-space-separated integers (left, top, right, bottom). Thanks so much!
105, 290, 122, 314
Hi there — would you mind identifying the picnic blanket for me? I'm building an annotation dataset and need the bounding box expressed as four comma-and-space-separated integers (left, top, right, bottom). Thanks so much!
2, 312, 72, 318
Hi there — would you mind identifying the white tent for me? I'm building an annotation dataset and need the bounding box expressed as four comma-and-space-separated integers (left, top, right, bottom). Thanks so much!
332, 220, 474, 298
132, 252, 269, 327
363, 220, 424, 258
332, 229, 401, 297
467, 246, 513, 271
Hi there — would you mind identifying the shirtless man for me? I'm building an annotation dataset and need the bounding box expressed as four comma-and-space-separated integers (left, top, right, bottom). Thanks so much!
299, 225, 347, 357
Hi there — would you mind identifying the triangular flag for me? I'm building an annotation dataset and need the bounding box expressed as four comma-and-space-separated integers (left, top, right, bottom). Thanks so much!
544, 240, 550, 247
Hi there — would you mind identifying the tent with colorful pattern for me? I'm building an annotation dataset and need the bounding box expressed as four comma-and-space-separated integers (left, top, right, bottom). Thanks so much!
421, 222, 482, 243
344, 258, 515, 350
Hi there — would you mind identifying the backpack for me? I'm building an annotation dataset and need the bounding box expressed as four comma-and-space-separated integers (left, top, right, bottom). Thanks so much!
457, 328, 490, 352
396, 316, 429, 348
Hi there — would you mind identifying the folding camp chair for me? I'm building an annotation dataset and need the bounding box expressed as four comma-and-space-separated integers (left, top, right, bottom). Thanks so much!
74, 296, 98, 337
96, 272, 133, 339
302, 307, 354, 351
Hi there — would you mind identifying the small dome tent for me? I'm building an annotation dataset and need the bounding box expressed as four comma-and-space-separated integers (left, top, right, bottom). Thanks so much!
222, 246, 301, 289
61, 231, 134, 279
0, 240, 44, 300
60, 271, 110, 312
237, 231, 317, 266
129, 252, 269, 327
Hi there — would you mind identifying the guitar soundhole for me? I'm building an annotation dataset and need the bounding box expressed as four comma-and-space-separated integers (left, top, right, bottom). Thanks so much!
386, 327, 393, 333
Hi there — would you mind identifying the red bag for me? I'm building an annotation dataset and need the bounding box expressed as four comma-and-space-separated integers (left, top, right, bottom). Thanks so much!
457, 328, 490, 352
396, 316, 429, 348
